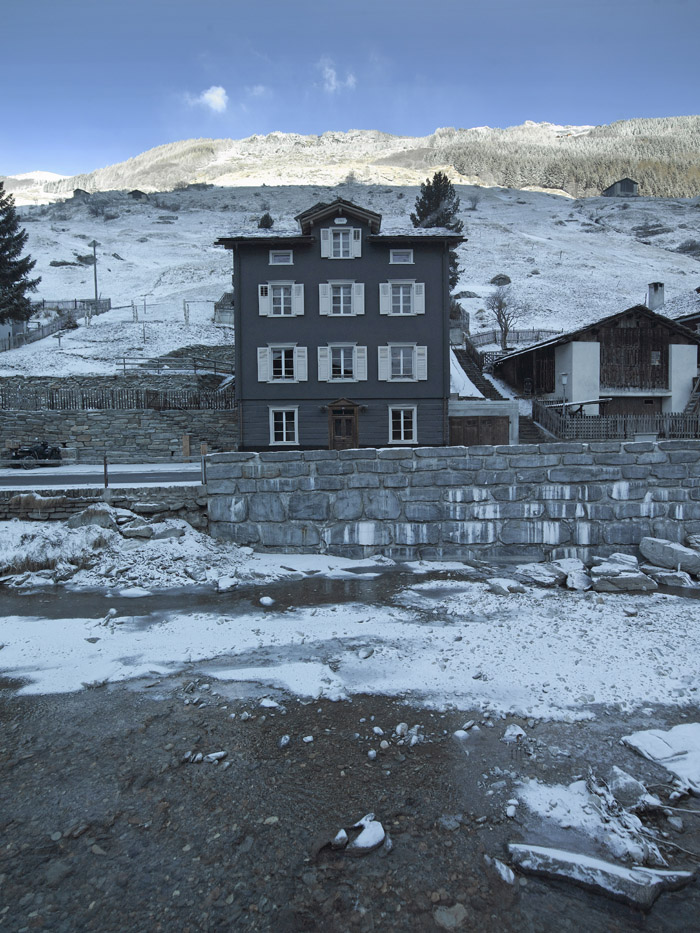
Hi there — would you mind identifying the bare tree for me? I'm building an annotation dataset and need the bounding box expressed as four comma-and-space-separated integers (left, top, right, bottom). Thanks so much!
486, 286, 521, 350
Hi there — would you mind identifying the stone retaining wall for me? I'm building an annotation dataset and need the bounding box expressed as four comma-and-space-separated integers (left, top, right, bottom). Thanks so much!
1, 410, 238, 462
206, 441, 700, 561
0, 485, 208, 529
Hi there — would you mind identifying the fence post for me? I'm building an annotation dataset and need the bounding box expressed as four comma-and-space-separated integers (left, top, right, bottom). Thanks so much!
103, 455, 109, 488
201, 453, 207, 485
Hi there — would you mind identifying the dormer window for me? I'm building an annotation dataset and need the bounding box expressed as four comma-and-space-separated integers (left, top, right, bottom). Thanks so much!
321, 227, 362, 259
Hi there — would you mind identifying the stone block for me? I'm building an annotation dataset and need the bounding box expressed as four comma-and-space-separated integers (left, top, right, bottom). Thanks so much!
669, 450, 700, 463
602, 522, 650, 545
637, 451, 668, 464
377, 447, 411, 459
442, 521, 498, 545
462, 445, 496, 456
669, 502, 700, 520
544, 501, 586, 519
405, 501, 443, 522
412, 458, 448, 471
548, 466, 617, 483
383, 475, 409, 488
339, 448, 377, 460
323, 521, 392, 547
332, 490, 364, 520
593, 453, 637, 465
515, 469, 548, 483
364, 489, 401, 520
650, 464, 688, 480
393, 522, 439, 546
347, 473, 380, 488
475, 470, 515, 485
288, 491, 330, 521
205, 462, 244, 480
210, 521, 260, 545
500, 519, 570, 545
508, 454, 560, 468
651, 519, 684, 542
302, 450, 339, 461
609, 480, 647, 501
248, 494, 286, 522
434, 470, 477, 486
314, 477, 344, 491
623, 442, 654, 453
621, 465, 652, 480
491, 485, 533, 501
546, 443, 586, 453
316, 461, 355, 475
259, 450, 302, 462
496, 444, 538, 455
208, 496, 247, 523
589, 441, 624, 452
401, 487, 441, 501
561, 455, 595, 465
258, 522, 321, 548
658, 440, 700, 450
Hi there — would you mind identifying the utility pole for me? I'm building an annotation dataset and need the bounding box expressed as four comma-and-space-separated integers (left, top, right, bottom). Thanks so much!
88, 240, 98, 324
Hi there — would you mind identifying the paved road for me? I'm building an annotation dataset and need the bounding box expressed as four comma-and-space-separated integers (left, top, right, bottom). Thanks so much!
0, 463, 203, 488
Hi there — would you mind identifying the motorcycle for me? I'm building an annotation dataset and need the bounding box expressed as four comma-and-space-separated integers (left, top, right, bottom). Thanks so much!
10, 441, 62, 469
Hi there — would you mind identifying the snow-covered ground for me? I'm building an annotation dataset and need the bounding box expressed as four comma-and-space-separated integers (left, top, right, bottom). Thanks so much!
3, 181, 699, 376
2, 510, 700, 720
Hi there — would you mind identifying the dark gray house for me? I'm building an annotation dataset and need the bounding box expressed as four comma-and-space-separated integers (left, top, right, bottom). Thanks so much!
602, 178, 639, 198
216, 198, 463, 450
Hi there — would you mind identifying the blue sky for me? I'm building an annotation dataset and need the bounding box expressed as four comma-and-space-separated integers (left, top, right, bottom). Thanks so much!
3, 0, 698, 176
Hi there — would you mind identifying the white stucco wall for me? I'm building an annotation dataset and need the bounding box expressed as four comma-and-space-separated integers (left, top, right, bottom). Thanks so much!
553, 342, 600, 412
663, 344, 699, 412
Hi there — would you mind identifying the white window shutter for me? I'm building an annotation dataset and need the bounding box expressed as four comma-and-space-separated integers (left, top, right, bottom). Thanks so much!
414, 283, 425, 314
258, 284, 271, 316
416, 346, 428, 381
292, 283, 304, 316
352, 228, 362, 257
295, 346, 308, 381
379, 283, 391, 315
353, 282, 365, 315
320, 228, 330, 258
319, 283, 331, 315
317, 346, 330, 381
257, 347, 270, 382
356, 346, 368, 381
377, 346, 390, 381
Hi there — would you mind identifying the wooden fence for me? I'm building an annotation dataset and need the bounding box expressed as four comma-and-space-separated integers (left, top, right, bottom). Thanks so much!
0, 387, 236, 411
0, 314, 75, 352
30, 299, 112, 314
119, 356, 234, 376
1, 299, 112, 352
469, 328, 562, 348
532, 398, 700, 440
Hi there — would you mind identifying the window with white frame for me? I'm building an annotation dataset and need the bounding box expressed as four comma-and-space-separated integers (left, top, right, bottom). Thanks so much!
390, 248, 413, 264
377, 345, 428, 382
257, 345, 308, 383
258, 282, 304, 316
269, 250, 293, 265
379, 281, 425, 315
269, 407, 298, 445
320, 227, 362, 259
317, 345, 368, 382
319, 282, 365, 316
389, 406, 417, 444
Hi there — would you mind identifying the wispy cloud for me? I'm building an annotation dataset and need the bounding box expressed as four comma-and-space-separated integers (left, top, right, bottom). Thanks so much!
246, 84, 270, 98
186, 85, 229, 113
318, 58, 357, 94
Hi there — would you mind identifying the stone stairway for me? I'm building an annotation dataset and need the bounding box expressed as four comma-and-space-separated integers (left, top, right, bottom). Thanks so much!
452, 347, 505, 400
519, 416, 551, 444
684, 376, 700, 414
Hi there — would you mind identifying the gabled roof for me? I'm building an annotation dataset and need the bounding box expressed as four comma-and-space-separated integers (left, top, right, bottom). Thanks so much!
493, 304, 700, 367
294, 198, 382, 234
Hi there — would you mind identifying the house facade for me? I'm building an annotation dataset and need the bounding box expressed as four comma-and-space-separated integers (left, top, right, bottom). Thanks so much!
493, 305, 700, 416
216, 198, 462, 451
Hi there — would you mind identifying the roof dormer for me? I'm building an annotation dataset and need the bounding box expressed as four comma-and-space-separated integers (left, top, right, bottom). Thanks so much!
294, 198, 382, 235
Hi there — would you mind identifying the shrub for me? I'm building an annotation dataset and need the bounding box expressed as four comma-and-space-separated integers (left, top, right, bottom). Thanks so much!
258, 212, 274, 229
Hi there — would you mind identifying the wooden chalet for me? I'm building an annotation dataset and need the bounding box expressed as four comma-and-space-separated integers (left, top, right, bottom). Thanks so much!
602, 178, 639, 198
493, 305, 700, 416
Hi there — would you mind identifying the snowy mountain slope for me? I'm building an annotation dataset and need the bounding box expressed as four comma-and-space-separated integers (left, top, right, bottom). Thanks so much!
3, 179, 699, 378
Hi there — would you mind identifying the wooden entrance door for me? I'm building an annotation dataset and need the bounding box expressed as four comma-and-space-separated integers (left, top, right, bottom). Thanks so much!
328, 400, 359, 450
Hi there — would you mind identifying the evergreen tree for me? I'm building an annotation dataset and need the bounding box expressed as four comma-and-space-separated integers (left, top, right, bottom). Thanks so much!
0, 183, 40, 324
411, 171, 464, 290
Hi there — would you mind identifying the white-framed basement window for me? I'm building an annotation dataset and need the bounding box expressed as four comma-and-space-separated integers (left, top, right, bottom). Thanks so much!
377, 344, 428, 382
320, 227, 362, 259
317, 344, 368, 382
258, 282, 304, 316
319, 282, 365, 316
257, 345, 308, 383
379, 281, 425, 315
390, 248, 414, 264
389, 406, 417, 444
269, 250, 294, 265
269, 407, 299, 446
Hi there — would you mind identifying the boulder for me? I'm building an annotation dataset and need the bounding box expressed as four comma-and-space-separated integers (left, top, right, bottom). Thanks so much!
66, 505, 118, 532
515, 562, 566, 587
639, 537, 700, 575
508, 844, 694, 909
590, 554, 656, 592
566, 570, 592, 591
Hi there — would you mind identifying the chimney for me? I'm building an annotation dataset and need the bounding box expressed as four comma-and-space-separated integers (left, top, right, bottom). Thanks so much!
646, 282, 664, 311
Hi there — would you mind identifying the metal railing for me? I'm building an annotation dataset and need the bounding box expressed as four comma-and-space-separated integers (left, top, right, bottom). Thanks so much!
469, 328, 562, 348
532, 398, 700, 440
118, 355, 234, 376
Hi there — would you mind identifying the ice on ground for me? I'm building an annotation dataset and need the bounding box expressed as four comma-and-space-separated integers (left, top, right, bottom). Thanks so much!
622, 723, 700, 795
508, 844, 694, 910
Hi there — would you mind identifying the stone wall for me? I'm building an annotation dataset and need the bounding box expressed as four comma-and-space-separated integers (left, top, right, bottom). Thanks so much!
0, 485, 208, 528
1, 409, 238, 462
206, 440, 700, 561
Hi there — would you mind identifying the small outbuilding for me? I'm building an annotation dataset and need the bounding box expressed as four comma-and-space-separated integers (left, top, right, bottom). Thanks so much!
128, 189, 149, 200
602, 178, 639, 198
